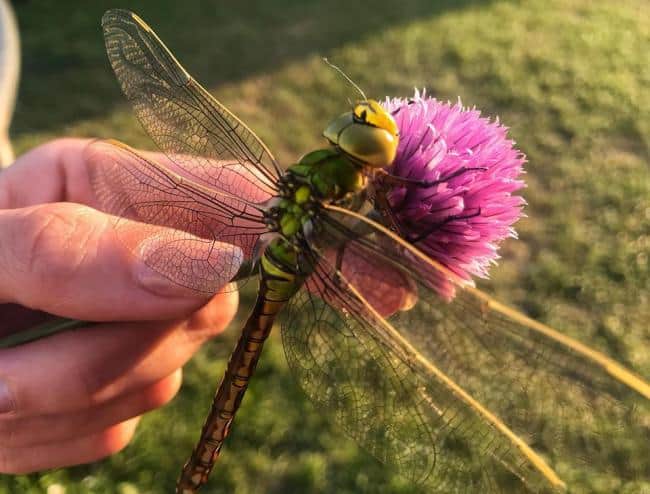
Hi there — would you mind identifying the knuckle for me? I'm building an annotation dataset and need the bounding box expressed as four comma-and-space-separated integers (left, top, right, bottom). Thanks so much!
10, 204, 100, 293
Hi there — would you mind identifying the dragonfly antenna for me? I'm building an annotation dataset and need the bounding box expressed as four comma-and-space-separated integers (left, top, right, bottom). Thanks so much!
323, 58, 367, 101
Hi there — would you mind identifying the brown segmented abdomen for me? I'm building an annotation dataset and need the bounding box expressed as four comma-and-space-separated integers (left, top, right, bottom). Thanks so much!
175, 276, 293, 494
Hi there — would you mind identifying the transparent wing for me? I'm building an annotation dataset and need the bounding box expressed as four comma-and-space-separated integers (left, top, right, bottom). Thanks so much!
87, 139, 268, 293
101, 9, 282, 201
282, 255, 562, 493
297, 204, 650, 489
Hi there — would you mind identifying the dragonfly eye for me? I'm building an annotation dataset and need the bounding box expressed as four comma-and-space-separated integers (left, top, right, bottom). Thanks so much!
324, 100, 400, 169
352, 100, 399, 136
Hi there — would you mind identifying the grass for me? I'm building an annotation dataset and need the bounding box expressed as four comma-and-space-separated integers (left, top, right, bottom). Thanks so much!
3, 0, 649, 492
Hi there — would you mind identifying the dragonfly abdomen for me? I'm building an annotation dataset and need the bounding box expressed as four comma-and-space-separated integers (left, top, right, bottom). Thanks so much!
177, 242, 305, 494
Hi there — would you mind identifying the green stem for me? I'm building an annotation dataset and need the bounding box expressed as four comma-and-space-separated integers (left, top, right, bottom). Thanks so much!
0, 317, 92, 348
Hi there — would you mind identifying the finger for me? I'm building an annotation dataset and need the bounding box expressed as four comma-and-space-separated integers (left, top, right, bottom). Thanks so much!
0, 369, 182, 448
0, 416, 140, 474
0, 291, 237, 417
0, 202, 241, 318
317, 248, 417, 317
0, 138, 96, 208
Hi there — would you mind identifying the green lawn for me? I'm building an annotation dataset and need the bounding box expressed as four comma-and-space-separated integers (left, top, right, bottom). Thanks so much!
3, 0, 649, 493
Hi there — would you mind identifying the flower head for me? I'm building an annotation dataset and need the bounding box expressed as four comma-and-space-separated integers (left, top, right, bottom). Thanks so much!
380, 90, 526, 295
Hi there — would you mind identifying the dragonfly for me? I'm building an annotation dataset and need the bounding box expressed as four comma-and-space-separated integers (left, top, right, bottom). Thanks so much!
89, 9, 650, 494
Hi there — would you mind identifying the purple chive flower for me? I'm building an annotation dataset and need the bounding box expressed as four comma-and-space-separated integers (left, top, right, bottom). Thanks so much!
380, 90, 526, 297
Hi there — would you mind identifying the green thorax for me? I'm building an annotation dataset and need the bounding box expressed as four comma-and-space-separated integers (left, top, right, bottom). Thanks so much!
274, 148, 365, 238
259, 148, 365, 301
289, 148, 366, 199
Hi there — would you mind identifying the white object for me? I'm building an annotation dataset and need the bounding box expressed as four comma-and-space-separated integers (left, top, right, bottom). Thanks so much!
0, 0, 19, 168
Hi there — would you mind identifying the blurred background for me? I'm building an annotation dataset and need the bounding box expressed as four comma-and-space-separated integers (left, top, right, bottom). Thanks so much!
1, 0, 648, 493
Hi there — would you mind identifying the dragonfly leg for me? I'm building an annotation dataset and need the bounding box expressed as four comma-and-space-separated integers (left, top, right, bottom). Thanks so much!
229, 259, 259, 283
370, 185, 406, 237
373, 170, 486, 244
408, 208, 482, 244
371, 168, 485, 244
331, 244, 347, 288
378, 166, 487, 189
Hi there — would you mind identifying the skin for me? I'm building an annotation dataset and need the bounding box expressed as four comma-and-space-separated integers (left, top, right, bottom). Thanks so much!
0, 138, 239, 474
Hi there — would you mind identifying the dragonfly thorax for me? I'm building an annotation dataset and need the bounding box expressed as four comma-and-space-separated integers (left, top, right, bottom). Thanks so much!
265, 148, 367, 241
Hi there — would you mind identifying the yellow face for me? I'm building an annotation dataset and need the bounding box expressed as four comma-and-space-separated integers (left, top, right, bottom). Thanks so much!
323, 99, 399, 168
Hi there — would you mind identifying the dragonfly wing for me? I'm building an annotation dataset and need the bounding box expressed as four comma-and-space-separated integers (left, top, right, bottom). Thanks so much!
101, 9, 282, 201
308, 205, 650, 486
282, 254, 562, 493
87, 139, 267, 293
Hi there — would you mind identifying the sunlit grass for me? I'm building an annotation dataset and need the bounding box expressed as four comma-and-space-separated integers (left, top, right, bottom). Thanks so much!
3, 0, 649, 492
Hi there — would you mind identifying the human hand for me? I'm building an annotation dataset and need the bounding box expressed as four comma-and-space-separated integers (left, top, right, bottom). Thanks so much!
0, 139, 239, 473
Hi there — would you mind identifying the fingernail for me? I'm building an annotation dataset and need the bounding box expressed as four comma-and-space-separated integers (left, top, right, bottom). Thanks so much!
133, 236, 210, 298
135, 262, 207, 298
0, 380, 15, 414
134, 237, 243, 298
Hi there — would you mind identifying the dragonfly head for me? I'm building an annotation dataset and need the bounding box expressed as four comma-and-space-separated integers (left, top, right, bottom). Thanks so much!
323, 99, 399, 169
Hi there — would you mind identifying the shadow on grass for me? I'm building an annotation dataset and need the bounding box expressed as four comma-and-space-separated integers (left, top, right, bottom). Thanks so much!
12, 0, 495, 137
